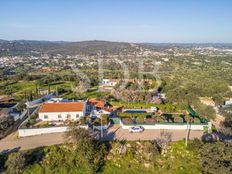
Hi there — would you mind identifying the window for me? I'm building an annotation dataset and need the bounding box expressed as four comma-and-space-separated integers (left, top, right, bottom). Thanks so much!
44, 115, 48, 119
67, 114, 71, 120
76, 114, 79, 118
58, 115, 62, 119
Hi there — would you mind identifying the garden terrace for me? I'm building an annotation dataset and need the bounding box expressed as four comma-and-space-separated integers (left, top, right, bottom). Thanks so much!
111, 101, 180, 112
119, 112, 202, 125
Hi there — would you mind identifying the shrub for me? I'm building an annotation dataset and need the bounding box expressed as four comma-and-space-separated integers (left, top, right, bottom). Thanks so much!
79, 117, 86, 125
199, 142, 232, 174
143, 141, 160, 160
0, 154, 7, 172
5, 152, 26, 174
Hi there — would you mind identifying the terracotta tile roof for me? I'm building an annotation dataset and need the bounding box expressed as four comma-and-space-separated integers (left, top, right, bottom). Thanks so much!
39, 102, 84, 113
104, 108, 113, 112
88, 99, 105, 108
95, 101, 105, 108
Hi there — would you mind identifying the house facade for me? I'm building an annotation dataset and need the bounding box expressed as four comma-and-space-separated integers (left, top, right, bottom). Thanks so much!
101, 79, 119, 87
225, 99, 232, 106
39, 102, 86, 121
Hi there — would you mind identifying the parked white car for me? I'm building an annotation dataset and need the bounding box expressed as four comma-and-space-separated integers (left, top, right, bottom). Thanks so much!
129, 126, 144, 133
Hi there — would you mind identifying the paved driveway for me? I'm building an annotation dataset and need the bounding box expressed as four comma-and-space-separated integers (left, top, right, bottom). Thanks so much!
0, 125, 204, 153
104, 125, 204, 141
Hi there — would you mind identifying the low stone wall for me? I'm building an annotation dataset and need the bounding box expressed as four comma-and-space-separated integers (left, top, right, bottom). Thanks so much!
120, 120, 211, 131
18, 125, 88, 137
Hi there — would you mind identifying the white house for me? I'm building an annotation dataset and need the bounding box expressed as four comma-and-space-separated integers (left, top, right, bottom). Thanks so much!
39, 102, 86, 121
101, 79, 118, 87
225, 99, 232, 106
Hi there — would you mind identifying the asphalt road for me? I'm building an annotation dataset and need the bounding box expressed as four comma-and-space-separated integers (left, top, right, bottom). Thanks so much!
0, 125, 204, 153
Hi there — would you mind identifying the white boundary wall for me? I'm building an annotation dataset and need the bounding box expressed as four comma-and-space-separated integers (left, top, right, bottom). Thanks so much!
93, 122, 111, 131
120, 120, 210, 131
18, 125, 88, 137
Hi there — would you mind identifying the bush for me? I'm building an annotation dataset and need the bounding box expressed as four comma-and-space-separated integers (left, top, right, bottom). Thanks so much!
5, 152, 26, 174
199, 142, 232, 174
143, 141, 160, 160
187, 138, 203, 153
118, 112, 148, 119
0, 154, 7, 172
136, 116, 145, 123
79, 117, 86, 125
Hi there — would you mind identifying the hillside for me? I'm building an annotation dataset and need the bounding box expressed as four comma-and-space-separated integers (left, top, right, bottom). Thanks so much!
0, 40, 143, 56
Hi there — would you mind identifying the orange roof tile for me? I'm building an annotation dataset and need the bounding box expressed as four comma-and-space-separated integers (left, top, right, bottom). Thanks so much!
88, 99, 105, 108
39, 102, 84, 113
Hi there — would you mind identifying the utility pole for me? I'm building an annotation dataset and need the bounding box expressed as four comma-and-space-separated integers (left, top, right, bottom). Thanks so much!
27, 100, 30, 120
185, 119, 192, 147
100, 112, 103, 140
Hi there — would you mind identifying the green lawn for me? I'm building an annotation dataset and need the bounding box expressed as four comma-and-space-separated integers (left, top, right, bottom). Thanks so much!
156, 141, 201, 174
112, 101, 181, 112
0, 80, 75, 99
62, 87, 110, 100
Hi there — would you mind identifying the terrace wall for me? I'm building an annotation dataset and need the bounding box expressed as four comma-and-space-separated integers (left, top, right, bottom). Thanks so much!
18, 125, 88, 137
120, 120, 211, 131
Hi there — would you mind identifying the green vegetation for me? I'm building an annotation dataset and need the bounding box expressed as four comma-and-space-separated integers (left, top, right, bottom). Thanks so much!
118, 112, 150, 118
1, 42, 232, 173
2, 139, 230, 174
219, 105, 232, 136
0, 116, 14, 138
91, 114, 110, 126
112, 101, 180, 112
1, 120, 232, 174
0, 80, 75, 101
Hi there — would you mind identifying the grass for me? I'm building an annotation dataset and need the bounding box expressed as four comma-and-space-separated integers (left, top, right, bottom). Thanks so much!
111, 101, 154, 109
102, 141, 201, 174
0, 80, 75, 100
81, 87, 110, 99
62, 87, 110, 100
0, 140, 202, 174
156, 141, 201, 174
101, 158, 157, 174
111, 101, 180, 112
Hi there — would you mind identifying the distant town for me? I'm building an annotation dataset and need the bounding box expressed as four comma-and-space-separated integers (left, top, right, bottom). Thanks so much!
1, 40, 232, 173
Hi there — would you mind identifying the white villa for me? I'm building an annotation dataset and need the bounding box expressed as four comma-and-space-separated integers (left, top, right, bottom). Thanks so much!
101, 79, 119, 87
225, 99, 232, 106
39, 102, 86, 121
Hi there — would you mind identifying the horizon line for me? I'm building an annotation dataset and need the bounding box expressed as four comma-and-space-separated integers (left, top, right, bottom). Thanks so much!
1, 38, 232, 44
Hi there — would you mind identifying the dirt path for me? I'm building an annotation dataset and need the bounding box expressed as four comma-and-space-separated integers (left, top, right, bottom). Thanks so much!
0, 132, 65, 153
211, 106, 225, 129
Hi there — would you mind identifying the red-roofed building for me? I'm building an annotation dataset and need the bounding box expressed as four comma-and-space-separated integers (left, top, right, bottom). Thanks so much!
39, 102, 86, 121
87, 99, 113, 113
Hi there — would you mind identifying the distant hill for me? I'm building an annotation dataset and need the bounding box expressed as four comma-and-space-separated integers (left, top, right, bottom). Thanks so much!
144, 43, 232, 49
0, 40, 142, 56
1, 39, 232, 56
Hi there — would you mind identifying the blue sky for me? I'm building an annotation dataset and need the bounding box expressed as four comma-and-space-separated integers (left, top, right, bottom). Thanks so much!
0, 0, 232, 43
